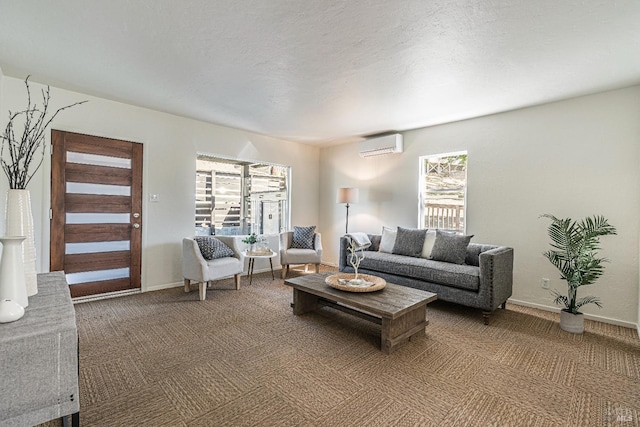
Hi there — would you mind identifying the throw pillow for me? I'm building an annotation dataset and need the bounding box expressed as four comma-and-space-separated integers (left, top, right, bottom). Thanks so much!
421, 229, 437, 258
291, 226, 316, 249
367, 234, 381, 251
429, 230, 474, 264
194, 237, 235, 260
392, 227, 427, 258
378, 226, 397, 253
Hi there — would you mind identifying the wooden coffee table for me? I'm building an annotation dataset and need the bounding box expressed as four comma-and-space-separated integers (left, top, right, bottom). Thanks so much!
284, 273, 437, 354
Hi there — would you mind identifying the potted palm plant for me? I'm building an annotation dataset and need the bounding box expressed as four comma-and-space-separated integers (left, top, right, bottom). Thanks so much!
541, 214, 616, 333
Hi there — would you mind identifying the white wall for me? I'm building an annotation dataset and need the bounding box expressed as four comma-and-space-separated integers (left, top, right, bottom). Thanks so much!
319, 86, 640, 326
0, 75, 320, 291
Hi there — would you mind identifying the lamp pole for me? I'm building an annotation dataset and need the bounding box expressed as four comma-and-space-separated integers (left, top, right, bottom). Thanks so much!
345, 203, 350, 234
337, 187, 359, 235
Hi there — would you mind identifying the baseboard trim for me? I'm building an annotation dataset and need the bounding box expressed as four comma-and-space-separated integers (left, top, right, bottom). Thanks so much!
145, 281, 183, 292
508, 298, 638, 330
73, 288, 141, 304
144, 267, 287, 293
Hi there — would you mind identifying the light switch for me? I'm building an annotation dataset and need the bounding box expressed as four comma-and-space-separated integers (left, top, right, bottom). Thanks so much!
149, 194, 159, 202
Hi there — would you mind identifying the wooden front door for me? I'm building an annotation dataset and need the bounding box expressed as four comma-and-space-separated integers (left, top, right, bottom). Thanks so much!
50, 131, 143, 298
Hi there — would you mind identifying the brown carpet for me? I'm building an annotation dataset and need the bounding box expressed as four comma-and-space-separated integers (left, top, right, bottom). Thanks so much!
40, 265, 639, 426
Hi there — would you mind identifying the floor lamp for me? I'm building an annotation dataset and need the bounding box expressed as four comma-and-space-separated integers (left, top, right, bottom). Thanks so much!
337, 188, 359, 234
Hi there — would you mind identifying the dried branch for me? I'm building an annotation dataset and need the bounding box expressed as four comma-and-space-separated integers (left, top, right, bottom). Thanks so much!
348, 239, 366, 280
0, 76, 87, 189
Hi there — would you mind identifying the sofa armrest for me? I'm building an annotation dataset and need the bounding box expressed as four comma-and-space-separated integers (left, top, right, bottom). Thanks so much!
339, 236, 350, 271
478, 246, 514, 310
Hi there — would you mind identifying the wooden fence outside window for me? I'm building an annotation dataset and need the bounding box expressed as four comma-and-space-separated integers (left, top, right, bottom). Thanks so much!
424, 203, 464, 231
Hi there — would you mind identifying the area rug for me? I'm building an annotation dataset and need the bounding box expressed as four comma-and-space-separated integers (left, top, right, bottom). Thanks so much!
40, 266, 640, 426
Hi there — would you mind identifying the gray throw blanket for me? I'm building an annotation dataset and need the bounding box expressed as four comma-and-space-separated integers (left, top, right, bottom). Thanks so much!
346, 232, 371, 250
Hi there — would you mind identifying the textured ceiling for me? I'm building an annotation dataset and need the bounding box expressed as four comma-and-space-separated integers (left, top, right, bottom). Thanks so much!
1, 0, 639, 145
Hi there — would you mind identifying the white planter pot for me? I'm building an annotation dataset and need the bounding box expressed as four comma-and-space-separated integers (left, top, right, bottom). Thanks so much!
5, 189, 38, 296
559, 310, 584, 334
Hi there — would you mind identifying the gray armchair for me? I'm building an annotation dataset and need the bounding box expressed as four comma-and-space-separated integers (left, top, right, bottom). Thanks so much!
279, 231, 322, 278
182, 236, 243, 300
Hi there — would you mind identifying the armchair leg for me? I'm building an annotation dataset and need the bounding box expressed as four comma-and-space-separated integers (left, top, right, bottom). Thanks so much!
184, 279, 190, 293
281, 265, 288, 279
235, 274, 241, 290
501, 302, 506, 309
315, 263, 320, 273
199, 282, 206, 301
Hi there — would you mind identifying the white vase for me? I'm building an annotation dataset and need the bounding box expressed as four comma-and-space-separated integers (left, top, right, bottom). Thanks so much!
559, 310, 584, 334
0, 299, 25, 323
0, 236, 28, 308
5, 190, 37, 296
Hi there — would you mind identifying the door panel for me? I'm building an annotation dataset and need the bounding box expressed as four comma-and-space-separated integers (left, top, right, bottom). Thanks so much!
65, 194, 132, 212
64, 224, 132, 242
65, 162, 132, 185
51, 130, 143, 298
63, 251, 131, 273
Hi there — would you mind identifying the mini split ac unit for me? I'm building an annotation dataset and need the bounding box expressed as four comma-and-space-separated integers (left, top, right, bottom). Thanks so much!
358, 133, 403, 157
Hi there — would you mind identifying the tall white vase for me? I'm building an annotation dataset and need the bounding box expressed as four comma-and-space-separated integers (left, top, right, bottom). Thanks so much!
0, 236, 28, 308
5, 190, 37, 296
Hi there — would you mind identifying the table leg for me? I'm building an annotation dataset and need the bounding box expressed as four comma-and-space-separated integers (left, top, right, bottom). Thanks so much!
381, 304, 427, 354
292, 289, 318, 315
248, 258, 254, 286
62, 412, 79, 427
269, 258, 274, 280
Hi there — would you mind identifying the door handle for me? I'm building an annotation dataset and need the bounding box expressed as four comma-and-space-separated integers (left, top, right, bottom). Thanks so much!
133, 223, 140, 229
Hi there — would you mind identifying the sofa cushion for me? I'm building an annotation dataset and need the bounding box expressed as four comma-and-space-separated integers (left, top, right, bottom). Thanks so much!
379, 226, 397, 253
359, 251, 480, 291
206, 256, 242, 278
392, 227, 426, 257
194, 236, 235, 260
291, 226, 316, 249
430, 230, 473, 264
284, 248, 321, 264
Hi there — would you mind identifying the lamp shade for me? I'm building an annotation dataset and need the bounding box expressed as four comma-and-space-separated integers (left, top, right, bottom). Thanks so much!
337, 187, 359, 204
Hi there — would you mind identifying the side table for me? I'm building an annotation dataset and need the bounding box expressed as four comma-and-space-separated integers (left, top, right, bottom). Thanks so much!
242, 250, 277, 285
0, 271, 79, 427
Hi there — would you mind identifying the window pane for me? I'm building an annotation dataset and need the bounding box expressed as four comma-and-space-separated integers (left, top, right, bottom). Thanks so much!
66, 268, 130, 284
67, 182, 131, 196
66, 241, 130, 254
420, 152, 467, 232
195, 156, 290, 236
66, 213, 130, 224
67, 151, 131, 169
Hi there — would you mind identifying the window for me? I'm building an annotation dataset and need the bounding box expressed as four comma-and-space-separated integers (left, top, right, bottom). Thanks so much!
419, 152, 467, 232
195, 155, 290, 236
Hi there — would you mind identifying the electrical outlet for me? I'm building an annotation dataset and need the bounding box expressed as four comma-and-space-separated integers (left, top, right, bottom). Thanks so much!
541, 278, 550, 289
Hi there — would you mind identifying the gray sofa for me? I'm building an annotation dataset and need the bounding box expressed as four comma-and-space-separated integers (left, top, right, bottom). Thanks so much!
339, 234, 514, 323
